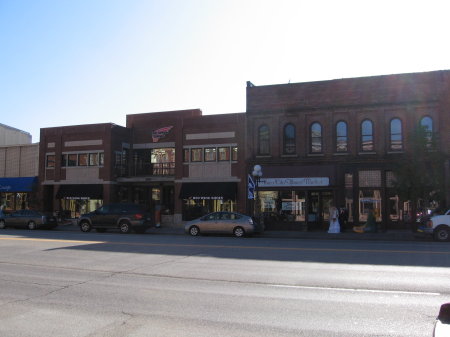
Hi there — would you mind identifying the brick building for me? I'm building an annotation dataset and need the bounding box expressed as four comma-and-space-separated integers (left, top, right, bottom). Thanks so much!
39, 110, 247, 224
245, 70, 450, 231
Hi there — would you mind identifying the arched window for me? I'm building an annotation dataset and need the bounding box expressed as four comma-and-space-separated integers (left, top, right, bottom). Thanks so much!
336, 121, 348, 152
390, 118, 402, 151
420, 116, 433, 131
310, 122, 322, 153
283, 123, 296, 154
361, 119, 374, 151
258, 124, 270, 155
420, 116, 433, 147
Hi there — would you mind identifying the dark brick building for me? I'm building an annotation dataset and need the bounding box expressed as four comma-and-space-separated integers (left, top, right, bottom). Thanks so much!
245, 70, 450, 231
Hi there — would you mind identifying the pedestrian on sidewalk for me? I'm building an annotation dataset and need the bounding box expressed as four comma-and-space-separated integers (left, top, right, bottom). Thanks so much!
328, 206, 340, 234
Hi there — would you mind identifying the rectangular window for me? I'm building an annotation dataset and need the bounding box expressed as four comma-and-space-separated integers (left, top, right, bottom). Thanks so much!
218, 147, 230, 161
183, 149, 190, 162
359, 170, 381, 187
78, 153, 88, 166
99, 153, 104, 166
204, 148, 216, 162
89, 153, 99, 166
46, 155, 55, 168
115, 152, 122, 168
191, 148, 202, 162
61, 154, 68, 167
232, 147, 238, 161
68, 154, 77, 167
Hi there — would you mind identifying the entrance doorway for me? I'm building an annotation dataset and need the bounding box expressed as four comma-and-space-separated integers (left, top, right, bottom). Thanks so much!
307, 190, 333, 231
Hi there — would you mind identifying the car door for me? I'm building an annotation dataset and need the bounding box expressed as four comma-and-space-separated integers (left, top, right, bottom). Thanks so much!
217, 212, 233, 234
200, 212, 219, 233
7, 211, 22, 228
90, 205, 112, 228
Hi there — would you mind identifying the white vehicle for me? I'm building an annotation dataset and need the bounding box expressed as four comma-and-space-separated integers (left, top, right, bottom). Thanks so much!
433, 303, 450, 337
419, 209, 450, 242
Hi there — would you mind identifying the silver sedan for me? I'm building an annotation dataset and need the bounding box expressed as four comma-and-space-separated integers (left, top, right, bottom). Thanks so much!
184, 212, 255, 237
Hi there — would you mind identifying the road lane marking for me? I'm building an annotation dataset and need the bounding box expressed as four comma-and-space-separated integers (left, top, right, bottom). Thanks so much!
269, 284, 441, 296
1, 236, 450, 255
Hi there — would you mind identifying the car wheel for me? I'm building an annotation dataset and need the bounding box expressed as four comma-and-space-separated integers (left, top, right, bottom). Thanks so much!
0, 219, 6, 229
434, 226, 450, 242
189, 225, 200, 236
28, 221, 37, 230
96, 228, 106, 233
80, 221, 92, 232
233, 226, 245, 237
119, 221, 131, 234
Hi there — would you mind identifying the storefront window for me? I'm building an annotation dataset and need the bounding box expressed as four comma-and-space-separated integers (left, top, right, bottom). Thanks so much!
258, 191, 306, 222
358, 189, 382, 222
388, 193, 400, 221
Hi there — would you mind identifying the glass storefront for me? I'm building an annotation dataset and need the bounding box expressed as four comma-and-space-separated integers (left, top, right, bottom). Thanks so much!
60, 198, 103, 218
182, 198, 236, 220
1, 192, 30, 212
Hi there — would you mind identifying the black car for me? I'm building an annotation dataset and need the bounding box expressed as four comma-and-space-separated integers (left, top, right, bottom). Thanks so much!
77, 203, 153, 234
0, 210, 58, 230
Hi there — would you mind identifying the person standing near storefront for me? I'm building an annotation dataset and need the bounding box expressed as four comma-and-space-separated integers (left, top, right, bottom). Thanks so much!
339, 206, 348, 232
328, 206, 340, 233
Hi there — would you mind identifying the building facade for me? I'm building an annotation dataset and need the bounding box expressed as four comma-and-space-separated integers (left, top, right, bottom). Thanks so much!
38, 110, 247, 224
245, 71, 450, 231
0, 123, 32, 146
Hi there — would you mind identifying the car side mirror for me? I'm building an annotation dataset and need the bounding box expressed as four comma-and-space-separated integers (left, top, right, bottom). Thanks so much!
438, 303, 450, 324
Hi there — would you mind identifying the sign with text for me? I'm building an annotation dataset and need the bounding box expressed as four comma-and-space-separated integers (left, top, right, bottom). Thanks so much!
259, 177, 329, 187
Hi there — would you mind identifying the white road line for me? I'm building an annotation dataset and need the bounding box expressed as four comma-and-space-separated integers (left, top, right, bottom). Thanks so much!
269, 284, 441, 296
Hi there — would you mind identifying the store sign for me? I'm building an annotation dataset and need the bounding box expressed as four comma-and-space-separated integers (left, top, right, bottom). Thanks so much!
152, 126, 173, 142
192, 196, 223, 200
259, 177, 329, 187
0, 185, 12, 192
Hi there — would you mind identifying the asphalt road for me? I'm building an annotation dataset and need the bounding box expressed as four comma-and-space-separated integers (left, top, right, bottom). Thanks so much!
0, 229, 449, 337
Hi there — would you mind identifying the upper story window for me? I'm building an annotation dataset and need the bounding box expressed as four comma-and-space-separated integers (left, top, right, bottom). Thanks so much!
46, 155, 55, 168
204, 148, 217, 162
420, 116, 434, 147
389, 118, 403, 151
258, 124, 270, 155
218, 147, 230, 161
361, 119, 374, 152
283, 123, 296, 154
232, 147, 238, 161
336, 121, 348, 152
61, 152, 104, 167
310, 122, 322, 153
191, 148, 203, 162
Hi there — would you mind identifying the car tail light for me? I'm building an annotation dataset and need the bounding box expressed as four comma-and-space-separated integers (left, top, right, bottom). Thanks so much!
134, 213, 143, 220
427, 220, 433, 228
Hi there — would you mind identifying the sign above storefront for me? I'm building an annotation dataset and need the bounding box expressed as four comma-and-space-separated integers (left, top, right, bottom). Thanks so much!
152, 126, 173, 142
259, 177, 329, 187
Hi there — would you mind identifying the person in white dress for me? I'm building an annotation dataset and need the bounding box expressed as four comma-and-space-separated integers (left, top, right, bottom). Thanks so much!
328, 206, 340, 233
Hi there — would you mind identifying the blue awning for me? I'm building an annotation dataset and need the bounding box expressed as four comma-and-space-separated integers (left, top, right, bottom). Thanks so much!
0, 177, 37, 192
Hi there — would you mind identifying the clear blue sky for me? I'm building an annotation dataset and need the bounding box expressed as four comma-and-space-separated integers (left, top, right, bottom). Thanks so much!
1, 0, 450, 142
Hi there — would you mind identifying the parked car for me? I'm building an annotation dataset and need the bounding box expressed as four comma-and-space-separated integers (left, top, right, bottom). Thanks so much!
433, 303, 450, 337
77, 203, 153, 234
184, 211, 255, 237
0, 209, 58, 230
416, 209, 450, 242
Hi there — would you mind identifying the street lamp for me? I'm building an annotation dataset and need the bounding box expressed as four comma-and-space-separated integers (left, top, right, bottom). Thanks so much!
252, 165, 263, 225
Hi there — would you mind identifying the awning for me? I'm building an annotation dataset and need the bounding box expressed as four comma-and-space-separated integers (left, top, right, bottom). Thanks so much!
55, 184, 103, 200
179, 182, 237, 200
0, 177, 37, 192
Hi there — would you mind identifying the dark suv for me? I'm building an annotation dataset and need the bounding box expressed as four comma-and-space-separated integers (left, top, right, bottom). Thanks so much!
77, 203, 153, 234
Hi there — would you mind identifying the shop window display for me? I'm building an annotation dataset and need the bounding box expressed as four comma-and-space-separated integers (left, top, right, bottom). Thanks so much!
358, 189, 382, 222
